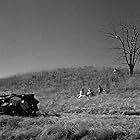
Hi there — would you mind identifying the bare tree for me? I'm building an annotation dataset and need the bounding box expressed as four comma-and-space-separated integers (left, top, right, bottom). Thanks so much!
103, 20, 140, 76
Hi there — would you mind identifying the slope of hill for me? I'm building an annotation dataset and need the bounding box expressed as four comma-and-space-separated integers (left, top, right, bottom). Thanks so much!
0, 66, 130, 93
0, 66, 140, 139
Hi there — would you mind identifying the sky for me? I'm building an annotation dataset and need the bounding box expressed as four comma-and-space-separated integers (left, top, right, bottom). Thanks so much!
0, 0, 140, 77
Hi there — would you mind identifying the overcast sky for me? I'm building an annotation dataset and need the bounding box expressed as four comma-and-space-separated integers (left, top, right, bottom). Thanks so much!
0, 0, 140, 77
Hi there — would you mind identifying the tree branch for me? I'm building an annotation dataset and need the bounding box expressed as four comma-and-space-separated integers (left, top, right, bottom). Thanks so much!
134, 52, 140, 65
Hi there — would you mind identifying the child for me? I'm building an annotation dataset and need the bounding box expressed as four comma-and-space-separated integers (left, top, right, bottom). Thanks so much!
98, 85, 104, 94
86, 88, 92, 96
78, 88, 85, 98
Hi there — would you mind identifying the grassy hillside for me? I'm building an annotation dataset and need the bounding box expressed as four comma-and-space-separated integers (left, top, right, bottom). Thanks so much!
1, 66, 140, 139
0, 66, 130, 93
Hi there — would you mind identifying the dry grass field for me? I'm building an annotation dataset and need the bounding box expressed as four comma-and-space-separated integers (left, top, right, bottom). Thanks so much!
0, 66, 140, 139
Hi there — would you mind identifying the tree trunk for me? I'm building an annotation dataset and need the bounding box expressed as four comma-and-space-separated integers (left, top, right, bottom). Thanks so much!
128, 64, 134, 77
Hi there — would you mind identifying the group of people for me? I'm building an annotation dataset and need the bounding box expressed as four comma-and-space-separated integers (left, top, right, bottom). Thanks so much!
78, 85, 104, 99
